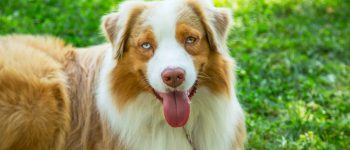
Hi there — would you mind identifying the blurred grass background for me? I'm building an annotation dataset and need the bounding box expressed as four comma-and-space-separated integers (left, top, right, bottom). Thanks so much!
0, 0, 349, 149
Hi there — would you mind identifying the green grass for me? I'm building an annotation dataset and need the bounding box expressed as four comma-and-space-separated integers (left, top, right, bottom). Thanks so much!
1, 0, 349, 149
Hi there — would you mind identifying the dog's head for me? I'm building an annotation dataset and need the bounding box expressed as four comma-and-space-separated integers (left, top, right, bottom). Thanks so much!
102, 0, 233, 127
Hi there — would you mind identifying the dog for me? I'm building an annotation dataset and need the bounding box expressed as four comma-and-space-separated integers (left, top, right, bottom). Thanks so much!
0, 0, 245, 149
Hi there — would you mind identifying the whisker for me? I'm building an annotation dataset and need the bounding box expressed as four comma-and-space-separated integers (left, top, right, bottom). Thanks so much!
197, 72, 211, 79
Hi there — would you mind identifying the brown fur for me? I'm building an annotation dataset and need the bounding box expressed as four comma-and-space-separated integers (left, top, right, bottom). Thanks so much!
187, 0, 232, 53
175, 5, 231, 96
0, 35, 70, 150
64, 44, 125, 150
104, 4, 147, 59
102, 12, 120, 43
106, 5, 153, 109
181, 2, 246, 149
0, 35, 125, 150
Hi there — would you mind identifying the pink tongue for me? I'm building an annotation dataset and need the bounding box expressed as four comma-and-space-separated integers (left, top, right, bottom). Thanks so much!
160, 91, 190, 128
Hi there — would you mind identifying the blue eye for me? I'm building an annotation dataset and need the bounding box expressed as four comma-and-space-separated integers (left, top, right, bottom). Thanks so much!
185, 36, 197, 44
141, 42, 152, 49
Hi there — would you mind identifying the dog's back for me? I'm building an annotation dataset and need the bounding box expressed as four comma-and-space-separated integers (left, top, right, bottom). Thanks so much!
0, 35, 70, 150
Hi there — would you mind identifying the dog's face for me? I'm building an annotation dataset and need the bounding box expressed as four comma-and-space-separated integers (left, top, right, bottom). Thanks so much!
102, 0, 232, 127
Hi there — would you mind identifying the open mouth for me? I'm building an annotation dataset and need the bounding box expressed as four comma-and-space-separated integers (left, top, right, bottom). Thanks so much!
152, 81, 198, 128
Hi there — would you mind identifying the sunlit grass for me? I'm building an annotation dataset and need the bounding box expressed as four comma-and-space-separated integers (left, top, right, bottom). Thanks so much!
213, 0, 234, 8
230, 0, 350, 149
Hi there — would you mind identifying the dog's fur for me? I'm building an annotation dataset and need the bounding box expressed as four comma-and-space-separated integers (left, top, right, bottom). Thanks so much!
0, 35, 71, 150
0, 0, 245, 150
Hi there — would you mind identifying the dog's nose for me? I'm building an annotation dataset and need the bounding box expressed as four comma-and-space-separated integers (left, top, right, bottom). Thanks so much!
161, 68, 185, 88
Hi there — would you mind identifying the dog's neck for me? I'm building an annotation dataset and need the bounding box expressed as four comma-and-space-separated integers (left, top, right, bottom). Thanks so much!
65, 44, 122, 149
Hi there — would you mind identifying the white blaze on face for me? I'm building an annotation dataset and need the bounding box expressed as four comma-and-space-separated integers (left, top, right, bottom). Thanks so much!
146, 0, 197, 93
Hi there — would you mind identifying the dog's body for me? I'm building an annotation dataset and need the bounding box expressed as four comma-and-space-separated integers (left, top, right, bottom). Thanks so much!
0, 0, 245, 150
0, 36, 71, 150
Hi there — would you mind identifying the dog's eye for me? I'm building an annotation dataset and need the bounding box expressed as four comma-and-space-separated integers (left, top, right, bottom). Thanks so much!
141, 42, 152, 49
185, 36, 197, 44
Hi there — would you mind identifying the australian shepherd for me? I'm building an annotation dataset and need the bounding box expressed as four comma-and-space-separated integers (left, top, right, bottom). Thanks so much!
0, 0, 245, 149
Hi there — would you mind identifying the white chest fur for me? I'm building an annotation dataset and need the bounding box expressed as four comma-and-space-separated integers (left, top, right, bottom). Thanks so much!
96, 49, 244, 150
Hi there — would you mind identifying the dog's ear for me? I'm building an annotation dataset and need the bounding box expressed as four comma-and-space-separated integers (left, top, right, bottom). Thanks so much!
101, 12, 125, 59
205, 8, 233, 54
101, 2, 146, 59
101, 12, 119, 43
189, 1, 233, 55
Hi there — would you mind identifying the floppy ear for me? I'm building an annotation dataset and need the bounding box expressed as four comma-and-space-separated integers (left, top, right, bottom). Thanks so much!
101, 12, 119, 43
101, 2, 146, 59
101, 12, 128, 59
188, 1, 233, 55
205, 8, 233, 54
